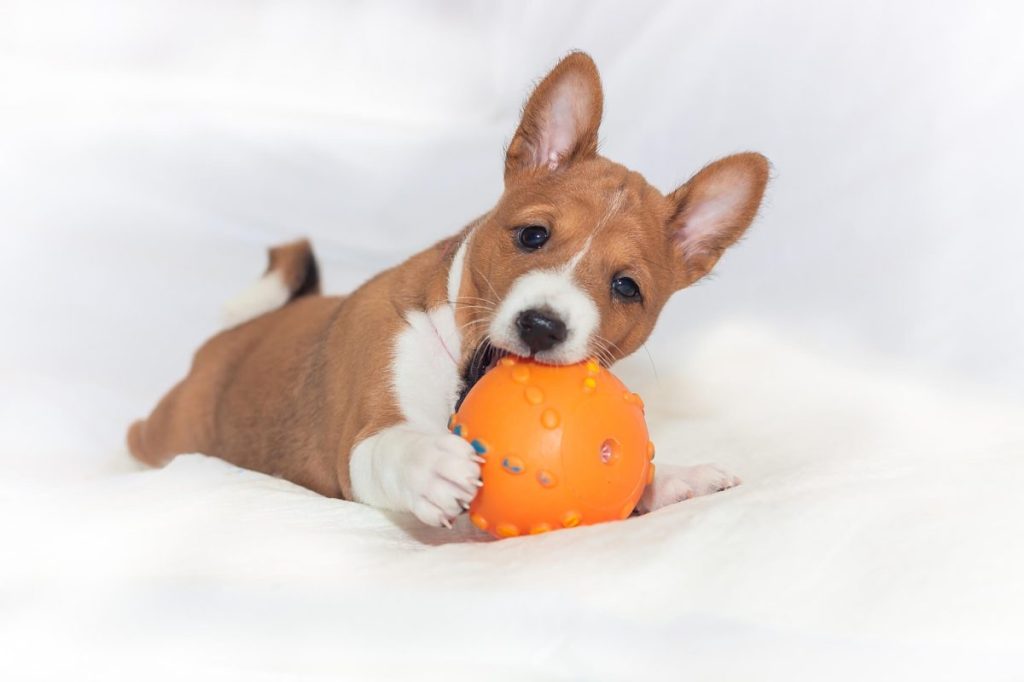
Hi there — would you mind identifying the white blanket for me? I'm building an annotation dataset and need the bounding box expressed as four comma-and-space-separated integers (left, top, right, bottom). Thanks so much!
2, 2, 1023, 680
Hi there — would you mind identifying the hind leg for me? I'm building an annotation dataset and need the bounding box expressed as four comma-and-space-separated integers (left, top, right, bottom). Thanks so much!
130, 238, 320, 467
126, 380, 210, 467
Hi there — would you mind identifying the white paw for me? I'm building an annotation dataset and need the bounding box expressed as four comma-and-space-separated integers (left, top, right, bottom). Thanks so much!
401, 432, 482, 528
637, 463, 741, 513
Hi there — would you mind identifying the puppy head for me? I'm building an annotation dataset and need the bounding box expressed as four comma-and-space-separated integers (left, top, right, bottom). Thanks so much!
453, 52, 769, 384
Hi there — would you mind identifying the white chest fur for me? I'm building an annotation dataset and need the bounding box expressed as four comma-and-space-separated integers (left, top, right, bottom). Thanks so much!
389, 235, 469, 428
390, 305, 462, 428
348, 239, 478, 524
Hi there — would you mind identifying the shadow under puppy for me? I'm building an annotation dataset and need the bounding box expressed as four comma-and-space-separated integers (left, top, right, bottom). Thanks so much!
128, 52, 769, 528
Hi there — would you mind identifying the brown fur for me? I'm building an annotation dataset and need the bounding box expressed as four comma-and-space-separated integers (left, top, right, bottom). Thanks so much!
267, 238, 321, 298
128, 233, 465, 498
127, 51, 769, 502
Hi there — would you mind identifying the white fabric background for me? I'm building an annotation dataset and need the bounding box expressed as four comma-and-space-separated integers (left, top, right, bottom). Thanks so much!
2, 1, 1023, 680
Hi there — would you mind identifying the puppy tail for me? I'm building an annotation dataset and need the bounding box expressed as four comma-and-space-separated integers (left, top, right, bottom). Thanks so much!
222, 238, 321, 328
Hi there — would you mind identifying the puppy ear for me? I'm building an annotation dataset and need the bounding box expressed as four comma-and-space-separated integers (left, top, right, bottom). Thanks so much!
505, 51, 603, 181
668, 153, 770, 288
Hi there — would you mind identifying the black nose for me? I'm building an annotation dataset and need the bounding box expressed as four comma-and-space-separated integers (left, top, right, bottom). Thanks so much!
516, 309, 567, 354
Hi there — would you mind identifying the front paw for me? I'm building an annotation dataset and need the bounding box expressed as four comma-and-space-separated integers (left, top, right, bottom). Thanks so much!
404, 433, 482, 528
637, 463, 741, 513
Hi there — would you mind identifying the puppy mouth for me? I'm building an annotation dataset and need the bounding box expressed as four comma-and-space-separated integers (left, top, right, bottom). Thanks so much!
453, 337, 587, 411
455, 340, 504, 411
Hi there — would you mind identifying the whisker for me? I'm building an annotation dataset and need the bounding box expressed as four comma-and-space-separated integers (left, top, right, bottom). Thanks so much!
596, 334, 624, 355
448, 296, 496, 306
459, 318, 491, 329
466, 337, 486, 371
472, 266, 501, 303
642, 342, 661, 388
588, 339, 610, 367
590, 334, 621, 368
453, 305, 496, 313
459, 319, 492, 333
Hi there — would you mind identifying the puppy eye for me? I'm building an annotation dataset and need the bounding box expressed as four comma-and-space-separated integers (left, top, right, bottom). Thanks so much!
611, 276, 641, 301
516, 225, 550, 251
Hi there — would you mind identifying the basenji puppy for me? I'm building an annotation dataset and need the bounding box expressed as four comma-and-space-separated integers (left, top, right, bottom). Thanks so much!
127, 52, 769, 528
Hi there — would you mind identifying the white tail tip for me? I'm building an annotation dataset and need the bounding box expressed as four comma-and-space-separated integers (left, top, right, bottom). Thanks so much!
221, 271, 291, 329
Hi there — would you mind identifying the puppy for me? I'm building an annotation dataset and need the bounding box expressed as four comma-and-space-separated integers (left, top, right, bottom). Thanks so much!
127, 52, 768, 528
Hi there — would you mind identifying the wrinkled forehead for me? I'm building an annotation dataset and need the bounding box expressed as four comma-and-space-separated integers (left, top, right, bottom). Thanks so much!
502, 161, 667, 237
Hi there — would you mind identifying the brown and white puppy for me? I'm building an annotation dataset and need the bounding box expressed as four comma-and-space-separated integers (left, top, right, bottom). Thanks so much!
127, 52, 769, 528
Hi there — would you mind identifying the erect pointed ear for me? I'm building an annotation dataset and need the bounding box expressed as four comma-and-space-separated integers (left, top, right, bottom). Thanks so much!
504, 51, 603, 182
667, 152, 770, 288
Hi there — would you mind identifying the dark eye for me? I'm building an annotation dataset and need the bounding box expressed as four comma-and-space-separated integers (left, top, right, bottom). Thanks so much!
517, 225, 550, 251
611, 276, 641, 301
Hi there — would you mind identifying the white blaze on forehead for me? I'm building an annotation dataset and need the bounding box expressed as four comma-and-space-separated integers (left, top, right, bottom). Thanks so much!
569, 187, 626, 273
598, 187, 626, 231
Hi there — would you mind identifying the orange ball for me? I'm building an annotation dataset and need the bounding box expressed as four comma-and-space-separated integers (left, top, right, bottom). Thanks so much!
450, 356, 655, 538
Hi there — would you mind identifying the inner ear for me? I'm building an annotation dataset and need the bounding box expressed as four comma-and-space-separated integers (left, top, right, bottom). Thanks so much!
668, 152, 770, 288
505, 52, 603, 181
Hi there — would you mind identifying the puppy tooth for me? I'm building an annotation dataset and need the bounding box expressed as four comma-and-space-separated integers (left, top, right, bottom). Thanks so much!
475, 479, 484, 488
441, 518, 453, 530
472, 456, 486, 464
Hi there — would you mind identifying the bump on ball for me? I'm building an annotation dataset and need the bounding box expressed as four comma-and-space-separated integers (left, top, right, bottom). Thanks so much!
452, 356, 652, 539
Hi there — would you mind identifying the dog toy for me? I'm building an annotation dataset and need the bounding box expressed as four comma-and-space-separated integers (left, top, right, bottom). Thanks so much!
449, 356, 654, 538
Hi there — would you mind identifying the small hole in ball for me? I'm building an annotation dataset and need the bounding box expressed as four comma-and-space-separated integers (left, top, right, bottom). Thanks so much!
600, 438, 622, 465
